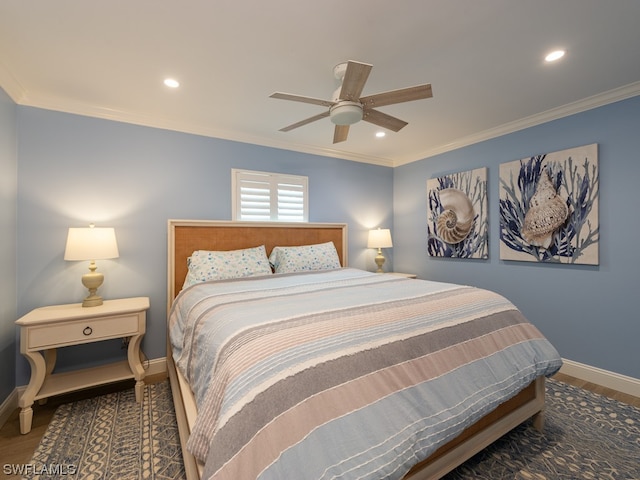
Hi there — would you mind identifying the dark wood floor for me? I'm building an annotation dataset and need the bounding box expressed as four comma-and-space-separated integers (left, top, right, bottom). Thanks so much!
0, 372, 638, 479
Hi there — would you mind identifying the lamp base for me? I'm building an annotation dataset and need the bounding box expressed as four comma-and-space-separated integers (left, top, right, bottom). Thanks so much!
374, 249, 386, 273
81, 264, 104, 308
82, 294, 104, 307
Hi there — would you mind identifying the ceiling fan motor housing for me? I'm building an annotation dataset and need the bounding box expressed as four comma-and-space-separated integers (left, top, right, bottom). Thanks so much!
333, 62, 348, 81
271, 60, 432, 141
330, 101, 363, 125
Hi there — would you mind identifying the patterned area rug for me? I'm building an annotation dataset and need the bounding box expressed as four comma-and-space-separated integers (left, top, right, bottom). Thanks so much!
25, 381, 185, 480
27, 379, 639, 479
445, 379, 640, 479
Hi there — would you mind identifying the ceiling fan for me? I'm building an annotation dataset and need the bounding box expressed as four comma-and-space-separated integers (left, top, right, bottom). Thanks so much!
270, 60, 433, 144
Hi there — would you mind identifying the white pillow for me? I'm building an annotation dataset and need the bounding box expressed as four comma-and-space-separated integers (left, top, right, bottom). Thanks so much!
182, 245, 272, 288
269, 242, 341, 274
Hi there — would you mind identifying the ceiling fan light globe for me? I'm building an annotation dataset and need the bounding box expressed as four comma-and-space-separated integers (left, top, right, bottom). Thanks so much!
330, 102, 363, 125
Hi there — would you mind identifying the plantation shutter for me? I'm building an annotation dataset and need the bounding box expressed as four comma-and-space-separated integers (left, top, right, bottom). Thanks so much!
233, 169, 308, 222
238, 174, 272, 221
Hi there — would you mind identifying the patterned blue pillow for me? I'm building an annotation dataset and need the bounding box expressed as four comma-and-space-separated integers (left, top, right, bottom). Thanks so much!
269, 242, 341, 274
183, 245, 272, 288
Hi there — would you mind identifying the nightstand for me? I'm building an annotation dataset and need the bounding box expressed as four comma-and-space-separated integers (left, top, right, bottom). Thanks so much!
16, 297, 149, 434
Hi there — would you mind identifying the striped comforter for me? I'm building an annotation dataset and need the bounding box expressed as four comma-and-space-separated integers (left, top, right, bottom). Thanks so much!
169, 268, 562, 480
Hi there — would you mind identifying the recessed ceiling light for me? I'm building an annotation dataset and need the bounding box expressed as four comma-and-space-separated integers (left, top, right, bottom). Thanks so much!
164, 78, 180, 88
545, 50, 566, 62
375, 131, 386, 138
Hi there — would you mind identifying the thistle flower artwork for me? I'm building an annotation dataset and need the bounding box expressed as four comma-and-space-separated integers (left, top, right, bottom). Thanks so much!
499, 143, 599, 264
427, 167, 488, 259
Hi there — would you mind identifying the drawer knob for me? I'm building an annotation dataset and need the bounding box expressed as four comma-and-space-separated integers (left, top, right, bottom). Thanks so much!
83, 326, 93, 336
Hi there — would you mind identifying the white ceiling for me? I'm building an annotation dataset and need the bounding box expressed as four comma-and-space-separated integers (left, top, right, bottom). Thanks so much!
2, 1, 639, 167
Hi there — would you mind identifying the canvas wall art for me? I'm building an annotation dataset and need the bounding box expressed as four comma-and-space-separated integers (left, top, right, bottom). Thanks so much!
427, 167, 488, 259
499, 143, 599, 264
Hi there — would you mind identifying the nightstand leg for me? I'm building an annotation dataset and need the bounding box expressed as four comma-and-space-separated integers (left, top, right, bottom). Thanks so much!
135, 380, 145, 403
127, 334, 146, 403
19, 350, 47, 434
44, 349, 57, 375
19, 407, 34, 435
38, 349, 57, 405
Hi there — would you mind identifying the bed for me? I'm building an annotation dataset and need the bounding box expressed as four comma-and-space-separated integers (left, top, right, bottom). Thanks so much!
166, 220, 562, 480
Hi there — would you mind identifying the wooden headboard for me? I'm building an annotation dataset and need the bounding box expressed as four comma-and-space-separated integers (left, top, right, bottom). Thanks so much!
167, 220, 348, 303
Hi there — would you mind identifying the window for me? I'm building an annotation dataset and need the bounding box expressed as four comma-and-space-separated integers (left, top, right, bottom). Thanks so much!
232, 169, 308, 222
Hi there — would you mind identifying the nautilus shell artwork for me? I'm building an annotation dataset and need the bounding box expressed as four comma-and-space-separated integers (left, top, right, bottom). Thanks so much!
521, 169, 569, 249
427, 168, 488, 259
436, 188, 475, 244
499, 144, 599, 264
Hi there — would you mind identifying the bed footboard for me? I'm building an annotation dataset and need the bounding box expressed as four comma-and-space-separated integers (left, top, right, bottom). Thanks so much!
405, 377, 545, 479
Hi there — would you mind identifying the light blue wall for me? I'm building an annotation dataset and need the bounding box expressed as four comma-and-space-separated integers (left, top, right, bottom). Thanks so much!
14, 107, 393, 386
7, 94, 639, 395
0, 89, 17, 400
394, 96, 640, 379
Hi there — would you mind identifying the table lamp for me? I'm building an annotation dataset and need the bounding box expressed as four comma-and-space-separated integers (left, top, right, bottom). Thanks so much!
64, 224, 119, 307
367, 228, 393, 273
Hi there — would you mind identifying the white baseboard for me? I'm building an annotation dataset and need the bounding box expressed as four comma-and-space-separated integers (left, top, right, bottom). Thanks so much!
0, 388, 19, 430
560, 358, 640, 398
145, 357, 168, 377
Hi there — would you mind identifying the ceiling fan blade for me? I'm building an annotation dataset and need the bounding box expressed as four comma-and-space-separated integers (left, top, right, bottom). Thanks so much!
338, 61, 373, 101
360, 84, 432, 108
270, 92, 334, 108
279, 111, 330, 132
362, 108, 408, 132
333, 125, 350, 143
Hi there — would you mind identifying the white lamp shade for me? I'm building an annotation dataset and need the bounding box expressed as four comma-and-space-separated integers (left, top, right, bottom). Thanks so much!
64, 227, 119, 261
367, 228, 393, 249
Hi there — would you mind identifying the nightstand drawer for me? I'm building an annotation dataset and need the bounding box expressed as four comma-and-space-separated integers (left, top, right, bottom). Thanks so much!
27, 313, 141, 349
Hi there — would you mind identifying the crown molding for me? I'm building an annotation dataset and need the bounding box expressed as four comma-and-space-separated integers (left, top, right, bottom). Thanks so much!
4, 70, 638, 170
0, 60, 28, 104
12, 90, 396, 167
394, 81, 640, 167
